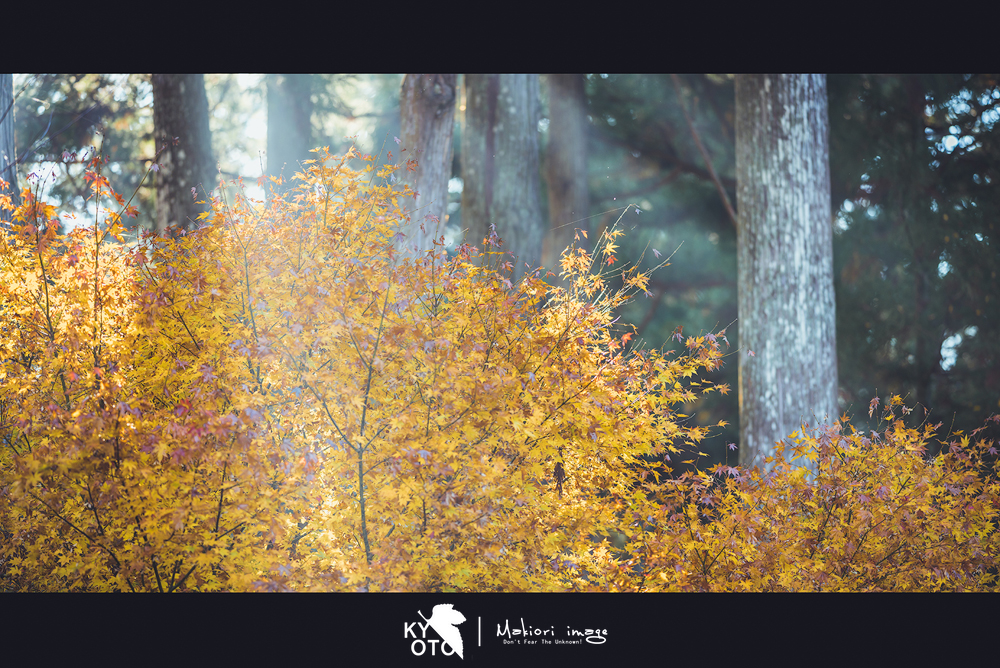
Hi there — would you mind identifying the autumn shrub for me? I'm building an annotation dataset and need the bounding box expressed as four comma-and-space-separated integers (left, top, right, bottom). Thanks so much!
2, 147, 996, 593
0, 147, 725, 591
600, 404, 1000, 592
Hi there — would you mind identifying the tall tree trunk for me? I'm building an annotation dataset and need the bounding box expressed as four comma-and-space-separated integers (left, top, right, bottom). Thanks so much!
461, 74, 545, 281
151, 74, 214, 234
266, 74, 314, 193
0, 73, 19, 224
397, 74, 457, 255
735, 74, 838, 470
544, 74, 590, 288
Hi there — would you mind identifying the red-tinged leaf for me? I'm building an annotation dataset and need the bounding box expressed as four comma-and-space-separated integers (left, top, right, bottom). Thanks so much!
869, 396, 880, 418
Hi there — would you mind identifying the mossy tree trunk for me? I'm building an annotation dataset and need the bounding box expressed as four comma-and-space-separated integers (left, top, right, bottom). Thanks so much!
543, 74, 590, 288
152, 74, 214, 234
461, 74, 545, 281
735, 74, 839, 471
1, 73, 20, 225
266, 74, 314, 194
397, 74, 457, 255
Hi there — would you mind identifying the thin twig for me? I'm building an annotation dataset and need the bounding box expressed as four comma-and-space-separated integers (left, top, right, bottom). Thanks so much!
670, 74, 738, 229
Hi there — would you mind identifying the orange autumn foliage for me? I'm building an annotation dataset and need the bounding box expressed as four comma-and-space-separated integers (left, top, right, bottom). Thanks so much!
1, 148, 997, 592
605, 410, 1000, 592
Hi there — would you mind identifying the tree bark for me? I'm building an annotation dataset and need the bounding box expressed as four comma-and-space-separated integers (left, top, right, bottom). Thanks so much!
397, 74, 457, 255
544, 74, 590, 287
266, 74, 314, 193
1, 73, 19, 224
735, 74, 838, 470
461, 74, 545, 280
151, 74, 214, 234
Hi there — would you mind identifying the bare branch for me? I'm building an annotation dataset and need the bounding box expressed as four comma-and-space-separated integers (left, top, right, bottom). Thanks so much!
671, 74, 738, 229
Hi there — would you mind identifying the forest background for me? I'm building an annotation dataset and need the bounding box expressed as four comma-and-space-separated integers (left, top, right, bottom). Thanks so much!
3, 73, 996, 471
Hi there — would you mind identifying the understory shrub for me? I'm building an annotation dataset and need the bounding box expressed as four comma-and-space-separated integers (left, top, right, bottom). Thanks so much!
606, 406, 1000, 592
1, 148, 996, 592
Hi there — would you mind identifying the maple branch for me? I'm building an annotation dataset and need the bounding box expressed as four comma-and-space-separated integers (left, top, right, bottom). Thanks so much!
808, 489, 842, 560
215, 462, 227, 534
167, 558, 182, 592
159, 288, 202, 353
355, 270, 394, 568
170, 563, 198, 593
214, 520, 246, 541
86, 484, 105, 536
302, 380, 353, 455
151, 556, 165, 593
874, 539, 907, 568
435, 404, 475, 433
28, 489, 125, 581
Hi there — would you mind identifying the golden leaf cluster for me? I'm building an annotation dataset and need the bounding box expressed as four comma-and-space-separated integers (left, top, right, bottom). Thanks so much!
2, 151, 996, 592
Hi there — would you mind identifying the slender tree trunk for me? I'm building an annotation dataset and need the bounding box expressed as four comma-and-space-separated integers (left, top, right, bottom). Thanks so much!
735, 74, 838, 470
151, 74, 214, 234
266, 74, 314, 193
1, 74, 19, 224
544, 74, 590, 287
461, 74, 545, 280
397, 74, 457, 255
